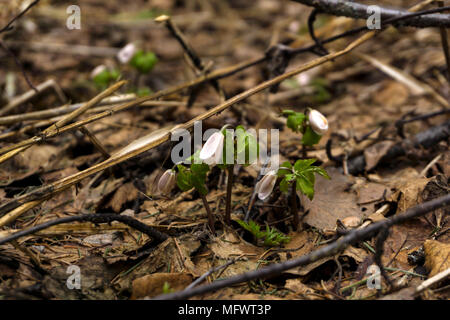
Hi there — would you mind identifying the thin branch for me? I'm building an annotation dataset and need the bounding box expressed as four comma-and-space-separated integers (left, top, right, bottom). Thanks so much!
0, 0, 40, 34
0, 41, 38, 93
78, 126, 110, 159
0, 213, 168, 246
152, 194, 450, 300
291, 0, 450, 28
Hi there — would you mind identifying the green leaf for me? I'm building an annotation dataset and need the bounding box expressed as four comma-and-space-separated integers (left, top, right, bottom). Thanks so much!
286, 112, 306, 133
279, 177, 291, 193
130, 50, 158, 74
284, 173, 296, 182
301, 126, 322, 146
296, 176, 314, 200
191, 163, 209, 177
308, 166, 331, 179
93, 69, 121, 90
293, 159, 317, 173
191, 174, 208, 195
176, 165, 193, 191
235, 126, 259, 166
282, 110, 295, 116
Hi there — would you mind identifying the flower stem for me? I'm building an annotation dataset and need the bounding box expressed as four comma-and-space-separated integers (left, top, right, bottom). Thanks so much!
200, 193, 215, 234
290, 185, 299, 230
225, 165, 234, 225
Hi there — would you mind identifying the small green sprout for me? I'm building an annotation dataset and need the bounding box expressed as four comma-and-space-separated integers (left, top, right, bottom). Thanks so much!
130, 50, 158, 74
278, 159, 330, 200
277, 159, 330, 230
282, 108, 328, 147
176, 151, 214, 233
162, 281, 174, 294
236, 220, 290, 246
91, 66, 121, 90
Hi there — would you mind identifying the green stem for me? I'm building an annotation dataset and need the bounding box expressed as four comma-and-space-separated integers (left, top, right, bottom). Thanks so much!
290, 185, 299, 230
225, 165, 234, 225
200, 193, 215, 234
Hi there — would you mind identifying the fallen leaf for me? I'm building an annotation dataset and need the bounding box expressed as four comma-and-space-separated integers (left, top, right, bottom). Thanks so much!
130, 273, 193, 299
424, 240, 450, 277
301, 168, 363, 230
107, 182, 139, 213
364, 140, 395, 171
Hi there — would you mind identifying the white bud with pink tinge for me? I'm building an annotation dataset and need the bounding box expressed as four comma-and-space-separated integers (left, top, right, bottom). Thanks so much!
117, 43, 136, 64
308, 109, 329, 135
90, 65, 107, 79
199, 132, 224, 165
255, 170, 278, 200
157, 169, 177, 195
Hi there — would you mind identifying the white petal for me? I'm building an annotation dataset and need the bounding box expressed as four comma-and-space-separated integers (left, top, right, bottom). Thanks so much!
91, 65, 107, 79
309, 109, 328, 135
117, 43, 136, 64
256, 170, 277, 200
157, 169, 176, 194
199, 132, 224, 161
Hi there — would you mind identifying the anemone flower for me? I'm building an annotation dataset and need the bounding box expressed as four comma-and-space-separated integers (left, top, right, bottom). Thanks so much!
117, 43, 136, 64
255, 170, 278, 200
308, 109, 329, 135
157, 169, 177, 195
199, 132, 224, 165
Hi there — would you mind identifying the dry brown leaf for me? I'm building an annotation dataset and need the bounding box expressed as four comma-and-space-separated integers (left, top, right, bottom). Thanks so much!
392, 177, 430, 213
373, 81, 409, 109
130, 273, 193, 299
364, 140, 395, 171
111, 235, 201, 293
285, 279, 316, 296
301, 167, 363, 230
424, 240, 450, 277
107, 182, 139, 213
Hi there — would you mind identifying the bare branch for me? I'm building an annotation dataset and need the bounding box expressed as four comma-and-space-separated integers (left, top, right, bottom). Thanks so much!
291, 0, 450, 28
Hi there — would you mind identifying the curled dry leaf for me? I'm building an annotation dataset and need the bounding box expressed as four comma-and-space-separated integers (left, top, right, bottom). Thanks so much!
424, 240, 450, 278
341, 216, 360, 229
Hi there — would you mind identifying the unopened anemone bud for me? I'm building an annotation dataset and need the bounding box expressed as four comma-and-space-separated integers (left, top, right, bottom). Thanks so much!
308, 109, 328, 135
90, 65, 107, 79
255, 170, 278, 200
157, 169, 177, 195
117, 43, 137, 64
199, 131, 224, 165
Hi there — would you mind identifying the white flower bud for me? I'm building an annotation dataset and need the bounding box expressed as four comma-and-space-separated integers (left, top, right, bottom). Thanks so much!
199, 132, 224, 165
90, 65, 107, 79
157, 169, 177, 195
117, 43, 136, 64
255, 170, 278, 200
308, 109, 329, 135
